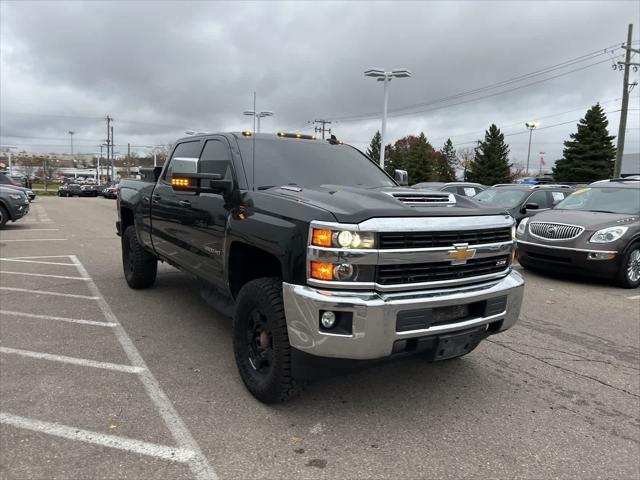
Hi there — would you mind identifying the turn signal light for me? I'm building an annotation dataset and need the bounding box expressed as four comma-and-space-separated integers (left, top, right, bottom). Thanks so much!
312, 228, 333, 247
171, 177, 190, 188
310, 262, 333, 281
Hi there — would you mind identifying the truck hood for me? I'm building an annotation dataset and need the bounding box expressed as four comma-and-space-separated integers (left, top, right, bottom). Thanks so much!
264, 185, 508, 223
527, 208, 639, 232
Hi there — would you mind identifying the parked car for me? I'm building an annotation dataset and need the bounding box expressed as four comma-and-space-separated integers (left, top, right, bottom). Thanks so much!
80, 184, 100, 197
102, 184, 119, 199
58, 183, 83, 197
117, 131, 524, 403
0, 186, 30, 228
0, 173, 36, 201
516, 179, 640, 288
412, 181, 486, 197
473, 184, 574, 224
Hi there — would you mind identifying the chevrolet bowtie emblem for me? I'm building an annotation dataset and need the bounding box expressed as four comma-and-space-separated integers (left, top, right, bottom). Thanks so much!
447, 244, 476, 264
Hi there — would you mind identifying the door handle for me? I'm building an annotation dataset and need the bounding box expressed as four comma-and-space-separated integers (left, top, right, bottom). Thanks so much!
152, 194, 161, 204
179, 200, 191, 208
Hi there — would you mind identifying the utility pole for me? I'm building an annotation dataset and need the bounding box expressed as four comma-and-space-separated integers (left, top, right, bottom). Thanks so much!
614, 24, 638, 178
127, 143, 131, 178
105, 115, 112, 181
312, 119, 332, 140
111, 125, 115, 180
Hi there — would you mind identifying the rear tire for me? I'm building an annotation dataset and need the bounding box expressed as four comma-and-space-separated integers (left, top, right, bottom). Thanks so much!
0, 205, 8, 228
233, 277, 304, 403
122, 226, 157, 289
616, 243, 640, 289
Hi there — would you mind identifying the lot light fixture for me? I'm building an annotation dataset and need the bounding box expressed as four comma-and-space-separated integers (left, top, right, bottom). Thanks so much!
525, 122, 539, 175
243, 110, 274, 133
364, 67, 412, 169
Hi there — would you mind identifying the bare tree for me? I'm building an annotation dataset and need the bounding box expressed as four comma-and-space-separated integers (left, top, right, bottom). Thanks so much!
456, 147, 474, 181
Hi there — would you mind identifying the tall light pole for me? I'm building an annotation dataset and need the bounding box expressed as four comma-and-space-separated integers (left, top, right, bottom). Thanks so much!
525, 122, 539, 175
4, 146, 17, 176
68, 130, 75, 157
243, 110, 273, 133
364, 68, 412, 169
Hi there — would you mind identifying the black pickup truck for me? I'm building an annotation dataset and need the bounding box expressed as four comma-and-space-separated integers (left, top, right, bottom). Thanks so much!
118, 132, 524, 403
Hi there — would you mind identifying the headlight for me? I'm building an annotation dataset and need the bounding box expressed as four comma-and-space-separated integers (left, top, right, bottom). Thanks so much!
589, 226, 628, 243
311, 228, 375, 249
310, 262, 359, 281
516, 218, 529, 236
9, 193, 23, 200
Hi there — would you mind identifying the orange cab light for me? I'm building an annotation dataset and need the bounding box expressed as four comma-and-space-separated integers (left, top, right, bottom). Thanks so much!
310, 262, 334, 281
171, 177, 190, 187
312, 228, 333, 247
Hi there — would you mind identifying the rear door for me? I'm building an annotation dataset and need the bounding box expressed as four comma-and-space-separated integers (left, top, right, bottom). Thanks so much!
183, 137, 237, 289
150, 140, 203, 264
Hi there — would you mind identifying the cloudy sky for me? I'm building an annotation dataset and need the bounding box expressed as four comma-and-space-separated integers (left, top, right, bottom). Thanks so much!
1, 0, 639, 171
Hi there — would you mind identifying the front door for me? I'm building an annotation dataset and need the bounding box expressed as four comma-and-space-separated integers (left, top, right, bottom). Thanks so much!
183, 137, 236, 290
150, 139, 203, 266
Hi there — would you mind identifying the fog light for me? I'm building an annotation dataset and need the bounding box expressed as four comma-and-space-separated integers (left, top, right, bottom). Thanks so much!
587, 252, 616, 260
321, 311, 336, 329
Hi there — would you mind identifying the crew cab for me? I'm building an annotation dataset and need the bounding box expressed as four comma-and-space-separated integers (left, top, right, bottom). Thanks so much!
117, 132, 524, 403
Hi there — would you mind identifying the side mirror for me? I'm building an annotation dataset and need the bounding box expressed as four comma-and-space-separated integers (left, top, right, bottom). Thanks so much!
394, 169, 409, 186
171, 173, 233, 196
522, 202, 539, 213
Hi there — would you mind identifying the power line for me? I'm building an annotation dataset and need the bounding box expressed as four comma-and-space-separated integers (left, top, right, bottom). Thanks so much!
333, 55, 625, 123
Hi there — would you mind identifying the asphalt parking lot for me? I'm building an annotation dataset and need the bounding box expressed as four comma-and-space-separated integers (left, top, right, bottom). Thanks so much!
1, 196, 639, 479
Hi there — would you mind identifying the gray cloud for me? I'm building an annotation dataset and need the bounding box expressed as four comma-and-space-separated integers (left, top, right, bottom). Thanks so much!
1, 0, 638, 169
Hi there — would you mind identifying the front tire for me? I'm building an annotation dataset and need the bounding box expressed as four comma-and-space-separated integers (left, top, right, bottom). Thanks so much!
617, 243, 640, 289
233, 278, 304, 403
122, 226, 157, 289
0, 205, 8, 228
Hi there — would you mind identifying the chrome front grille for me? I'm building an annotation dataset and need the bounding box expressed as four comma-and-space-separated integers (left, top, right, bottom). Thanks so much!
388, 192, 455, 206
529, 222, 584, 241
307, 216, 514, 292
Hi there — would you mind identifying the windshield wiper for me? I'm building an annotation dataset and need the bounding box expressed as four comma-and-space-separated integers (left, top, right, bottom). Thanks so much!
257, 185, 276, 190
587, 209, 616, 213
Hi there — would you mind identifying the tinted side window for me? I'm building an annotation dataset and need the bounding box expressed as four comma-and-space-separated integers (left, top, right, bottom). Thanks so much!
527, 190, 549, 208
199, 140, 232, 180
164, 141, 202, 181
441, 185, 457, 193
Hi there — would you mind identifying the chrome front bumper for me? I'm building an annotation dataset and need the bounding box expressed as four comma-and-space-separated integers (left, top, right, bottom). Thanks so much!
283, 270, 524, 360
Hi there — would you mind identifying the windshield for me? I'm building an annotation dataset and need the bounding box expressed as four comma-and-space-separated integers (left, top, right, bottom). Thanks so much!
0, 173, 18, 186
238, 138, 395, 189
474, 188, 527, 208
555, 187, 640, 215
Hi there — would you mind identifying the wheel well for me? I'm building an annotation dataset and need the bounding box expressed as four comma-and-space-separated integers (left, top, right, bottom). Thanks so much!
228, 242, 282, 297
120, 207, 134, 232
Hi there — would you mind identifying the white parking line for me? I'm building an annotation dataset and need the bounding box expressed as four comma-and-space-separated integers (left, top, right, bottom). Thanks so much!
71, 255, 217, 480
0, 346, 145, 374
0, 412, 196, 463
1, 239, 68, 242
3, 255, 76, 259
0, 228, 60, 232
0, 310, 117, 327
0, 258, 77, 266
0, 287, 98, 300
628, 295, 640, 300
0, 271, 90, 281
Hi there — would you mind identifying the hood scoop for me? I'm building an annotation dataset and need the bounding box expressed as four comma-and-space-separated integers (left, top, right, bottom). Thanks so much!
387, 190, 456, 206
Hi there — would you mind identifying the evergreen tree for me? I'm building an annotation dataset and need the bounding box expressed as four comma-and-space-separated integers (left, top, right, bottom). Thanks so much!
366, 130, 381, 162
433, 139, 457, 181
467, 124, 511, 185
552, 103, 616, 182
